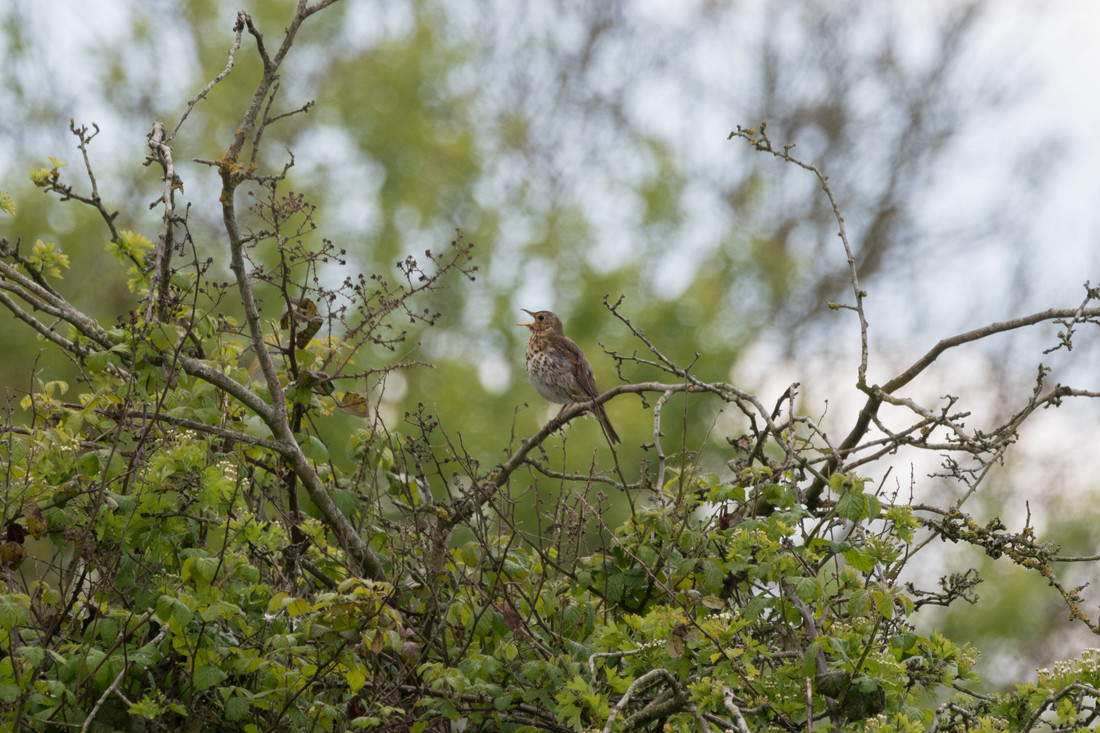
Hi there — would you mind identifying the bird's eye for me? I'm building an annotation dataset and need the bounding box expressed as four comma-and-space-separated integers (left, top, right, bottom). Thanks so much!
537, 315, 544, 321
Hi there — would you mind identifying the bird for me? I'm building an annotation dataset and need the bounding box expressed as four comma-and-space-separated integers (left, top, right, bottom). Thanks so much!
519, 309, 620, 444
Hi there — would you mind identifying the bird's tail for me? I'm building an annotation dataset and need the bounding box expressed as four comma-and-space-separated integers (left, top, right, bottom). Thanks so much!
594, 404, 620, 445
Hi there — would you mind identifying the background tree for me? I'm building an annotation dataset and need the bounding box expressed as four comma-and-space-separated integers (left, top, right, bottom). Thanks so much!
1, 0, 1099, 726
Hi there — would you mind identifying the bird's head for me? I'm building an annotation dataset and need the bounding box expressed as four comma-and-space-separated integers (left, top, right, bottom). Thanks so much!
518, 309, 563, 334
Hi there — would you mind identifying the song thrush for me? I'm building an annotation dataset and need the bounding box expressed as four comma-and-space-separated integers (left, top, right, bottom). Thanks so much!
519, 309, 620, 444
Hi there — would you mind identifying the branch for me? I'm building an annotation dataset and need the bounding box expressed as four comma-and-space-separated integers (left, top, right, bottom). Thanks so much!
145, 121, 180, 322
806, 305, 1100, 508
441, 379, 816, 537
109, 409, 283, 451
80, 626, 168, 733
728, 123, 869, 386
0, 291, 95, 358
205, 2, 381, 580
723, 687, 754, 733
0, 258, 112, 348
168, 18, 246, 142
603, 667, 701, 733
69, 121, 121, 244
1022, 683, 1100, 733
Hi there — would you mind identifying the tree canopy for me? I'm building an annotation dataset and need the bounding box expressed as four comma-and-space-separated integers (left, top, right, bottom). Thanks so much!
2, 1, 1100, 731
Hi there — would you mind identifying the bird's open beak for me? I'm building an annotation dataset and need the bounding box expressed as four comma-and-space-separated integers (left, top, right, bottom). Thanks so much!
518, 309, 536, 327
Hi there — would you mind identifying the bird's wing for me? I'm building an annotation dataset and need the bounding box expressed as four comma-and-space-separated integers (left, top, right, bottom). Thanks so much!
560, 338, 600, 400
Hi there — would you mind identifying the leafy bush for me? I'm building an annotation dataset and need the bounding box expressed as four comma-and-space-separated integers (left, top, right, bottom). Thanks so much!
2, 5, 1100, 732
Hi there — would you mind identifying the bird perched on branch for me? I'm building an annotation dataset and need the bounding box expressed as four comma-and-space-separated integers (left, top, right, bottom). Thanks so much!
519, 309, 620, 444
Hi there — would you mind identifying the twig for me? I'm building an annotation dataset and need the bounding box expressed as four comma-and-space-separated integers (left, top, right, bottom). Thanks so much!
81, 627, 168, 733
723, 688, 754, 733
603, 668, 701, 733
145, 120, 180, 321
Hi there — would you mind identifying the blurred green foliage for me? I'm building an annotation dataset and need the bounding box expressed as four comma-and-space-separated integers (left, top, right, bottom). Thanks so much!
1, 3, 1097, 725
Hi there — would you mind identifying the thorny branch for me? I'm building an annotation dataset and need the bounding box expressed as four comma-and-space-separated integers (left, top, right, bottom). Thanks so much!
729, 124, 1100, 510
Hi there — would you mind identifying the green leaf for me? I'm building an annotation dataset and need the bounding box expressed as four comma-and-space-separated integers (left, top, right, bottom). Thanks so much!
836, 492, 867, 521
848, 589, 871, 617
873, 589, 894, 619
865, 493, 882, 520
200, 601, 242, 623
890, 632, 921, 658
86, 350, 110, 374
170, 272, 193, 292
299, 435, 329, 463
623, 567, 648, 588
193, 664, 228, 691
149, 324, 180, 351
0, 596, 29, 630
802, 641, 822, 677
79, 451, 102, 476
156, 595, 193, 629
333, 488, 359, 518
128, 695, 165, 720
843, 547, 876, 573
284, 597, 311, 617
172, 601, 193, 629
242, 415, 273, 439
96, 617, 120, 645
18, 645, 44, 666
604, 573, 624, 602
183, 556, 219, 592
129, 638, 161, 670
701, 596, 725, 610
225, 691, 251, 721
790, 575, 821, 601
701, 559, 725, 593
346, 666, 367, 691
